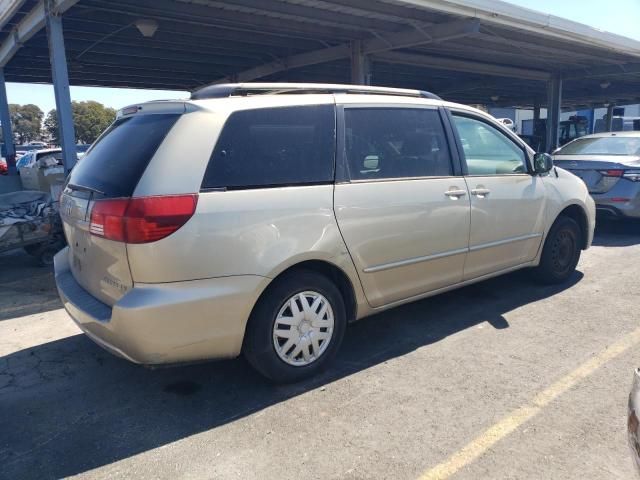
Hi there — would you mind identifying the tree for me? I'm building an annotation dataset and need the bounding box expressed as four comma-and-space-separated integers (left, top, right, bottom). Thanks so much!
73, 101, 116, 144
10, 104, 44, 144
44, 101, 116, 145
44, 109, 59, 144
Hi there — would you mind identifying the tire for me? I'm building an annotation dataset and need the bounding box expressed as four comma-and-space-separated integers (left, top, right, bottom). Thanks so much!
532, 216, 582, 285
37, 246, 58, 267
24, 243, 43, 256
243, 269, 347, 383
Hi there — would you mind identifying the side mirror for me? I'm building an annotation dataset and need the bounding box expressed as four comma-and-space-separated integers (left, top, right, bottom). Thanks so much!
534, 152, 554, 174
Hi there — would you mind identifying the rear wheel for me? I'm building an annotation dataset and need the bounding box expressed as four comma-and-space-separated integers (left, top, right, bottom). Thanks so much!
532, 216, 582, 284
244, 270, 346, 383
24, 243, 43, 256
37, 246, 58, 267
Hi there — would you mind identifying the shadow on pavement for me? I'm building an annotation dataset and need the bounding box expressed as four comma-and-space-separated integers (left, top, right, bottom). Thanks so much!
0, 268, 582, 479
0, 250, 62, 321
592, 217, 640, 247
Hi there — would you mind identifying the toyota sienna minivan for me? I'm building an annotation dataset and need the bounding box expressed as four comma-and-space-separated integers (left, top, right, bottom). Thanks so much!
55, 83, 595, 382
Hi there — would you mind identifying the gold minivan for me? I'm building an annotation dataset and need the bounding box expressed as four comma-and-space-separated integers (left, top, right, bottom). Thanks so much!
55, 83, 595, 382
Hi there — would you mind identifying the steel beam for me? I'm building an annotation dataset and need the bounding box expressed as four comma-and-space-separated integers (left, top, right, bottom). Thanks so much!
350, 40, 370, 85
546, 74, 562, 152
77, 1, 358, 42
0, 0, 79, 67
211, 19, 480, 84
0, 69, 16, 175
606, 104, 615, 132
0, 0, 28, 32
45, 3, 77, 173
562, 62, 640, 80
374, 51, 551, 81
181, 0, 398, 32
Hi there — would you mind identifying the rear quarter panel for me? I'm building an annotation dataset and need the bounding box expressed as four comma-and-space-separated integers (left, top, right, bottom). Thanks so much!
126, 185, 367, 312
133, 108, 226, 196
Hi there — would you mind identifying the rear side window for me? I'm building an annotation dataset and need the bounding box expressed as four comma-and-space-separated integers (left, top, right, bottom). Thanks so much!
344, 108, 453, 180
67, 114, 180, 197
202, 105, 335, 190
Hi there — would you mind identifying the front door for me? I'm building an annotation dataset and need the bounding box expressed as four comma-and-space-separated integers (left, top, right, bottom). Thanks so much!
449, 112, 546, 280
334, 106, 470, 308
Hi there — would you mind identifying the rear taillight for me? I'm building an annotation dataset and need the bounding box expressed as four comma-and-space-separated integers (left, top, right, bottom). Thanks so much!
89, 194, 198, 244
599, 169, 624, 177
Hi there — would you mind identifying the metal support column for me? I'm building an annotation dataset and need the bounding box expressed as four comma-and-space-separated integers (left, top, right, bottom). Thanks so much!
45, 3, 76, 173
529, 101, 541, 150
606, 104, 615, 132
0, 69, 16, 175
533, 102, 540, 124
545, 74, 562, 153
350, 40, 371, 85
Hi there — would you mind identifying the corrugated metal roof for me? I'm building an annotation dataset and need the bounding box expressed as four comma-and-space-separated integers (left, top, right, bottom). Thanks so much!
0, 0, 638, 108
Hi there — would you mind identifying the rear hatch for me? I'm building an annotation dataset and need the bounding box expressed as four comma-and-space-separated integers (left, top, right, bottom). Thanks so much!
554, 155, 640, 194
60, 110, 182, 306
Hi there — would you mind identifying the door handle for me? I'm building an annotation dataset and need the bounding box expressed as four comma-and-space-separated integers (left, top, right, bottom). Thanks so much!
444, 189, 467, 198
471, 188, 491, 197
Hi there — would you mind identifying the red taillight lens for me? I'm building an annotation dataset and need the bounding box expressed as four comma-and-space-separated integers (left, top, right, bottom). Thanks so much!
124, 195, 198, 243
89, 198, 129, 241
89, 194, 198, 244
599, 169, 624, 177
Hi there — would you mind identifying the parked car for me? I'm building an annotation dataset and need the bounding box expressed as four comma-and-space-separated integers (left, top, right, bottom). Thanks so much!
55, 83, 595, 383
15, 148, 29, 158
76, 144, 90, 160
0, 157, 7, 175
16, 148, 63, 169
26, 141, 48, 149
553, 132, 640, 219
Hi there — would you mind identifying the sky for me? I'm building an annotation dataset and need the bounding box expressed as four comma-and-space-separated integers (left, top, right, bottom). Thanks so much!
5, 0, 640, 114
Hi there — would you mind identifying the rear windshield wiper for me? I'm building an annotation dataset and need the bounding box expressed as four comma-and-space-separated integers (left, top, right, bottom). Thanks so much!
67, 183, 105, 196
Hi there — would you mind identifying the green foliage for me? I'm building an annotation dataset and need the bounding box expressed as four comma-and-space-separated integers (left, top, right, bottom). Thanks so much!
43, 109, 58, 144
43, 101, 116, 145
10, 104, 44, 144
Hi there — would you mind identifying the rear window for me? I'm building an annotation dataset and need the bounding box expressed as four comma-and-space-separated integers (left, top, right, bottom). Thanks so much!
201, 105, 335, 190
557, 136, 640, 156
67, 113, 180, 197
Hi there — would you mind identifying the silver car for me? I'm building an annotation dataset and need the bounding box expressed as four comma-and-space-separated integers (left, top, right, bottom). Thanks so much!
553, 132, 640, 219
54, 83, 595, 383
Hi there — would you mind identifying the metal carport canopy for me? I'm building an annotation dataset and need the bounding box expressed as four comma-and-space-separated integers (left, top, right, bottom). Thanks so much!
1, 0, 640, 109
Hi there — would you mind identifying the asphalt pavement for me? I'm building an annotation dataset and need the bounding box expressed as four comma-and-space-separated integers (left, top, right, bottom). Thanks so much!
1, 219, 639, 480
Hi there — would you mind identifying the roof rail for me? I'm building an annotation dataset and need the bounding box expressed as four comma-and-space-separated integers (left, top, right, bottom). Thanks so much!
190, 83, 441, 101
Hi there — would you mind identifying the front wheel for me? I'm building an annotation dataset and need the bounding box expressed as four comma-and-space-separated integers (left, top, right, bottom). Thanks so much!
243, 270, 346, 383
532, 216, 582, 284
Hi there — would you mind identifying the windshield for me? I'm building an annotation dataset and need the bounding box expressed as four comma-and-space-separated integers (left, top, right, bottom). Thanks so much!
557, 136, 640, 156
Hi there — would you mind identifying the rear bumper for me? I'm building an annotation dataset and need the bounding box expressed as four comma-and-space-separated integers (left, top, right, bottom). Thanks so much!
54, 247, 270, 364
592, 181, 640, 218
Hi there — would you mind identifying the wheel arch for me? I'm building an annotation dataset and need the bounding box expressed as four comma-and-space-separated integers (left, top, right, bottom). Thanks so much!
255, 259, 358, 325
556, 204, 589, 250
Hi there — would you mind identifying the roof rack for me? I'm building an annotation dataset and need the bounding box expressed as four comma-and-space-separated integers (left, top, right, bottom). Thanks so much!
190, 83, 441, 101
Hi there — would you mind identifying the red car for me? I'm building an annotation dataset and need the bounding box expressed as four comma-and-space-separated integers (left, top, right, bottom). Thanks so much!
0, 158, 7, 175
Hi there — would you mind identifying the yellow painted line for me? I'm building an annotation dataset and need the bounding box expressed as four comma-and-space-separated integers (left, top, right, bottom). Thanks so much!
419, 326, 640, 480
